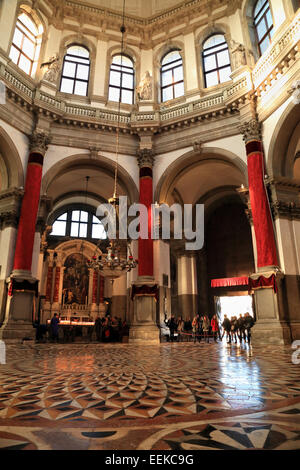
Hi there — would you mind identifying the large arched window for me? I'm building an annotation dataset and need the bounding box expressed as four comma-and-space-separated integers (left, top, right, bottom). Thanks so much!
161, 50, 184, 102
60, 45, 90, 96
50, 208, 107, 240
202, 34, 232, 88
108, 54, 134, 104
9, 12, 43, 77
254, 0, 274, 56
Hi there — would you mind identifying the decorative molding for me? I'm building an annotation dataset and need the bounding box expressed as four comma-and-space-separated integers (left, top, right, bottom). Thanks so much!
271, 200, 300, 220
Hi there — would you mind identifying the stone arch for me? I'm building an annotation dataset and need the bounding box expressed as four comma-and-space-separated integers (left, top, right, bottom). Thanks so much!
155, 148, 248, 205
0, 126, 24, 190
51, 239, 101, 267
267, 101, 300, 178
41, 152, 139, 206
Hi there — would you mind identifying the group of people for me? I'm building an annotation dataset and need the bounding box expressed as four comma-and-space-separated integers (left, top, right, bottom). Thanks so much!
46, 313, 129, 343
164, 312, 255, 344
221, 313, 255, 344
94, 315, 129, 343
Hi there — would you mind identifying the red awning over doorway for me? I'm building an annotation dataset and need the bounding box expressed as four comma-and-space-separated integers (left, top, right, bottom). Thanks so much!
211, 277, 249, 288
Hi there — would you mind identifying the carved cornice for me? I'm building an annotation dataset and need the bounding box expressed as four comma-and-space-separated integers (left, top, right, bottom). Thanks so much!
47, 0, 243, 41
137, 148, 155, 169
239, 118, 262, 144
0, 210, 19, 229
271, 200, 300, 220
29, 132, 51, 155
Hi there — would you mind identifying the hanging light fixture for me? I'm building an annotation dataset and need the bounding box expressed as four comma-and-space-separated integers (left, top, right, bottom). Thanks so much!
87, 0, 137, 280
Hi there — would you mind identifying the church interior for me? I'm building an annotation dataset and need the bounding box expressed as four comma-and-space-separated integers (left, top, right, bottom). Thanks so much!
0, 0, 300, 451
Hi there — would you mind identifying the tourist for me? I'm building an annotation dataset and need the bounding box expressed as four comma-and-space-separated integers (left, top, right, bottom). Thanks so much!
222, 315, 231, 343
50, 313, 60, 342
244, 312, 255, 343
166, 314, 177, 342
95, 315, 102, 342
177, 316, 184, 342
202, 315, 210, 343
237, 313, 245, 343
192, 314, 200, 343
211, 314, 220, 342
184, 317, 192, 341
230, 316, 238, 343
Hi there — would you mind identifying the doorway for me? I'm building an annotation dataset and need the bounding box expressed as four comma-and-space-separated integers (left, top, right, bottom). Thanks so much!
215, 294, 254, 324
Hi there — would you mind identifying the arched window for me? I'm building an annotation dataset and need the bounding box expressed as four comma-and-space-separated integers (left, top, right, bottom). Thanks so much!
254, 0, 274, 56
60, 45, 90, 96
202, 34, 232, 88
108, 54, 134, 104
161, 50, 184, 102
9, 12, 43, 77
50, 208, 107, 240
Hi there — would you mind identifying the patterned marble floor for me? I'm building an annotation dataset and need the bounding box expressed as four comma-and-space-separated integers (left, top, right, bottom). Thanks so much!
0, 341, 300, 450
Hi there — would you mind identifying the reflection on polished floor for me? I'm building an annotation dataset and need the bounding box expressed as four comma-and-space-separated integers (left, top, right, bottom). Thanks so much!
0, 341, 300, 450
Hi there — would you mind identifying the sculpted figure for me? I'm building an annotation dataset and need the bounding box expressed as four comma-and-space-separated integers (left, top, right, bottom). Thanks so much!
137, 70, 152, 100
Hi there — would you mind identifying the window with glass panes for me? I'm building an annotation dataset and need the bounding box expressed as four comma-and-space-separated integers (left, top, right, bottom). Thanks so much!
108, 55, 134, 104
9, 13, 41, 77
60, 45, 90, 96
254, 0, 274, 56
161, 50, 184, 102
50, 209, 107, 240
202, 35, 232, 88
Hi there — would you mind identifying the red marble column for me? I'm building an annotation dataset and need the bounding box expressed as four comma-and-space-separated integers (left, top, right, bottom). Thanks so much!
240, 119, 278, 268
53, 267, 60, 303
137, 149, 154, 277
13, 132, 50, 275
92, 270, 98, 304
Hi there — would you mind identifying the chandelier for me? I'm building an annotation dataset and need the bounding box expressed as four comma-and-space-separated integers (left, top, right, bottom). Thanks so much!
87, 0, 138, 280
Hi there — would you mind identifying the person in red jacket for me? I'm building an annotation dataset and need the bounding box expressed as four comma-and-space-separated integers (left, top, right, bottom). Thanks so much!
211, 315, 220, 342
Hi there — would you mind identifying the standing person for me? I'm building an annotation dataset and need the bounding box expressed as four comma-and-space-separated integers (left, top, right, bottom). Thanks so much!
202, 315, 210, 343
222, 315, 231, 343
237, 313, 245, 343
184, 317, 192, 341
95, 315, 102, 342
177, 316, 184, 342
198, 315, 204, 342
50, 313, 60, 343
211, 314, 220, 342
230, 316, 238, 343
167, 314, 177, 342
244, 312, 255, 343
192, 314, 199, 343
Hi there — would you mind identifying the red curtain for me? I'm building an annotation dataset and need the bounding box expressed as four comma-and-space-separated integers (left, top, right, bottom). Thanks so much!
249, 274, 277, 293
247, 144, 278, 267
13, 155, 43, 271
131, 284, 159, 302
138, 174, 153, 277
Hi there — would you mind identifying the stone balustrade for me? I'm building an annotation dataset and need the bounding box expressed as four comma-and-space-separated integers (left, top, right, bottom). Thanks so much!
0, 11, 298, 130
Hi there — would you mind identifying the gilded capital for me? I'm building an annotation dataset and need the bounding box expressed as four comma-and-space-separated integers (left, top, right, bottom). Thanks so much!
137, 148, 155, 169
239, 119, 262, 144
29, 132, 51, 155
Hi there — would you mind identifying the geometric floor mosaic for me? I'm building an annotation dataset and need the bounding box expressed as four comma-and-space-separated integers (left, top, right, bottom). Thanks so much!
0, 341, 300, 450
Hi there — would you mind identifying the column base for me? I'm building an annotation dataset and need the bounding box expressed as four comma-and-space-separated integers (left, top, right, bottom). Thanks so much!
0, 275, 38, 341
289, 321, 300, 341
129, 324, 160, 344
251, 321, 292, 345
